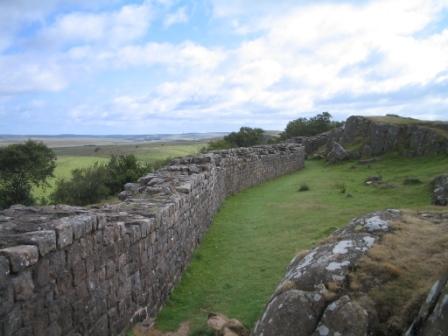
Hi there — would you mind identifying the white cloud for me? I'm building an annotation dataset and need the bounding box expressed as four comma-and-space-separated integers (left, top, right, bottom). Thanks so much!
3, 0, 448, 132
164, 7, 188, 27
39, 1, 153, 47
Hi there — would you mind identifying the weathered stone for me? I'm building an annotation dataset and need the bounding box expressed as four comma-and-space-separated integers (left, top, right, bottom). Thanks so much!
12, 270, 34, 301
405, 275, 448, 336
55, 220, 73, 248
432, 175, 448, 206
313, 295, 369, 336
0, 255, 10, 288
0, 245, 39, 272
326, 142, 349, 163
20, 230, 57, 256
253, 289, 326, 336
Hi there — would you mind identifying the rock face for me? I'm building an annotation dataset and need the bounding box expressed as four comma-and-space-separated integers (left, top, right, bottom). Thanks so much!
405, 274, 448, 336
432, 175, 448, 206
289, 115, 448, 160
0, 144, 305, 336
340, 116, 448, 157
253, 210, 400, 336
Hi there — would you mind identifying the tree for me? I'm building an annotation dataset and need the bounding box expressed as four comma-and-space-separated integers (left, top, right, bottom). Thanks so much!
105, 155, 149, 194
224, 127, 265, 147
0, 140, 56, 209
281, 112, 342, 139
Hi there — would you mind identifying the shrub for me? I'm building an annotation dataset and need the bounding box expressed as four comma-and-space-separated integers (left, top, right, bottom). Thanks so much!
105, 155, 149, 194
202, 127, 267, 152
51, 154, 158, 206
281, 112, 342, 139
298, 183, 310, 192
51, 163, 111, 205
224, 127, 265, 147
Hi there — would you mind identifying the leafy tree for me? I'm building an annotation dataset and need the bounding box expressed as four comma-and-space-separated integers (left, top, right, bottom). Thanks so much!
281, 112, 342, 139
105, 155, 149, 194
224, 127, 265, 147
0, 140, 56, 209
201, 127, 267, 152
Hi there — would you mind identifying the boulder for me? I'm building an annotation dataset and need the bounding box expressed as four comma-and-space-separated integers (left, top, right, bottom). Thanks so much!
312, 295, 369, 336
432, 175, 448, 206
326, 142, 348, 164
253, 289, 326, 336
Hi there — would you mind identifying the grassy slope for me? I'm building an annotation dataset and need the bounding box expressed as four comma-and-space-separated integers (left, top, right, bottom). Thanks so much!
155, 155, 448, 335
34, 142, 204, 199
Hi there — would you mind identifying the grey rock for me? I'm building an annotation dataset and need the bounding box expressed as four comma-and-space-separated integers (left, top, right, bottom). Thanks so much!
432, 175, 448, 206
253, 289, 326, 336
0, 245, 39, 272
312, 295, 368, 336
12, 270, 34, 301
326, 142, 348, 164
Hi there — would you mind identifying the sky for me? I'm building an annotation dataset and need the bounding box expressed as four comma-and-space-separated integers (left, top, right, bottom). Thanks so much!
1, 0, 448, 135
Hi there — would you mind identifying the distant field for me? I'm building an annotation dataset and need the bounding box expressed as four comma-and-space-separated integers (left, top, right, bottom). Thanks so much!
33, 141, 206, 200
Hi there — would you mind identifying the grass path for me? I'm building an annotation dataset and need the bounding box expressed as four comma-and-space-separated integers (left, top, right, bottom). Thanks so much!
155, 155, 448, 335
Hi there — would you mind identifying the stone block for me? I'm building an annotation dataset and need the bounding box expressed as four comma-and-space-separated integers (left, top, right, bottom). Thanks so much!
0, 245, 39, 272
55, 220, 73, 248
20, 230, 57, 256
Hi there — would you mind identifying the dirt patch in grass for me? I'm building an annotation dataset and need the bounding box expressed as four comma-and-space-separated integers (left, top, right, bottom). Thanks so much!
348, 211, 448, 335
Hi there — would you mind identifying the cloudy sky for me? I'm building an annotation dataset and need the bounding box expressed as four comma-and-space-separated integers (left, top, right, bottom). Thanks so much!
1, 0, 448, 134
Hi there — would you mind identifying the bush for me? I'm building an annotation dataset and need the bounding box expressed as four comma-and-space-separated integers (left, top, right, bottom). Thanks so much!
51, 154, 157, 206
298, 183, 310, 192
105, 155, 150, 194
202, 127, 267, 152
281, 112, 342, 139
51, 163, 111, 206
224, 127, 265, 147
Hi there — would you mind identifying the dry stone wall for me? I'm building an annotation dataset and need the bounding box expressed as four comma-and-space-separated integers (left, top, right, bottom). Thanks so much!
0, 144, 304, 336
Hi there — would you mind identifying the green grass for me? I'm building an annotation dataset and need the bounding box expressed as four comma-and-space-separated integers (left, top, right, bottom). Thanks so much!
33, 141, 205, 200
155, 155, 448, 335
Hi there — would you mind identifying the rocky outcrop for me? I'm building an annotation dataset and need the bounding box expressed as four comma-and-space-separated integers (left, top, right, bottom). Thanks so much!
432, 175, 448, 206
405, 274, 448, 336
253, 209, 448, 336
291, 115, 448, 161
253, 210, 400, 336
0, 144, 305, 336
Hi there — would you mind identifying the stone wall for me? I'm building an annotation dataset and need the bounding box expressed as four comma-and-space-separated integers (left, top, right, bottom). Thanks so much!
0, 144, 304, 336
